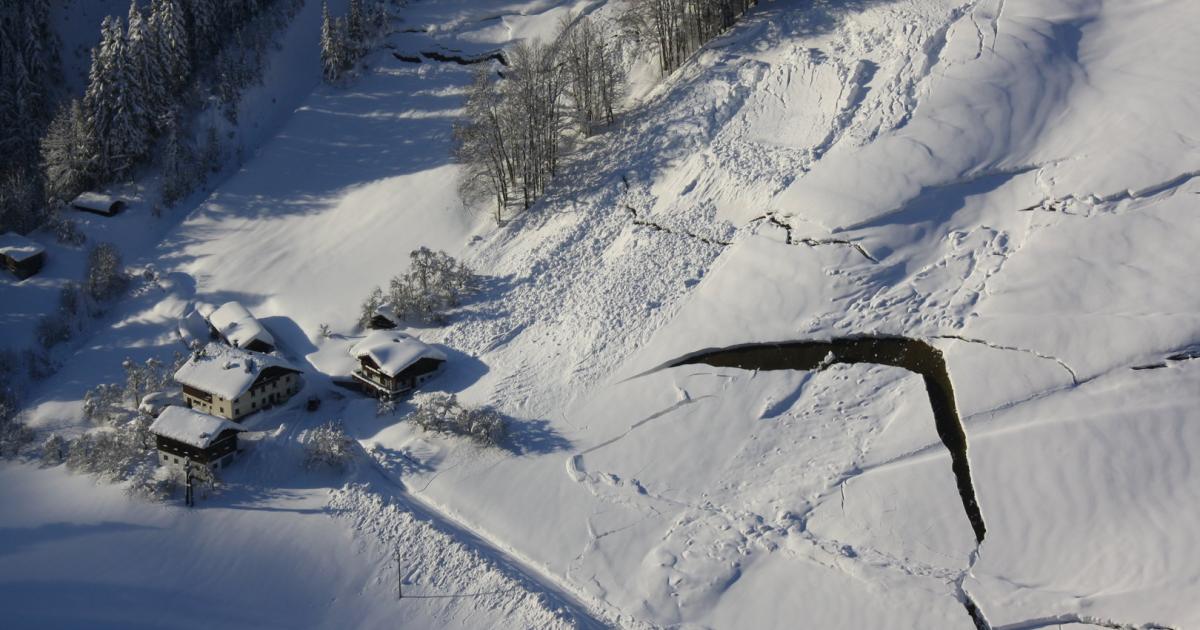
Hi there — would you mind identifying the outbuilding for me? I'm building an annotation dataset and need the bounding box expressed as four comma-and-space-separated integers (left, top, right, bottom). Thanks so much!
70, 192, 126, 216
174, 344, 301, 421
350, 330, 446, 398
368, 304, 399, 330
207, 301, 275, 353
0, 232, 46, 279
150, 405, 246, 470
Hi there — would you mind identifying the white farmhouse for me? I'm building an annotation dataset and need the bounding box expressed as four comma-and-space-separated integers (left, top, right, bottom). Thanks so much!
174, 344, 301, 421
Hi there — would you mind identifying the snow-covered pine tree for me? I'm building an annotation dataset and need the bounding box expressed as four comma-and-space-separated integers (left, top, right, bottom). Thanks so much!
200, 125, 222, 180
107, 15, 151, 177
372, 1, 389, 37
159, 111, 194, 206
188, 0, 220, 62
83, 17, 122, 176
138, 1, 171, 129
320, 2, 340, 82
347, 0, 367, 54
155, 0, 190, 95
335, 16, 354, 74
40, 99, 95, 202
124, 2, 160, 132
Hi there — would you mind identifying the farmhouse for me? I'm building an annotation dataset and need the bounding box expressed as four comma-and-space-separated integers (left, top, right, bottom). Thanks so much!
350, 330, 446, 398
207, 301, 275, 353
70, 192, 126, 216
150, 406, 246, 470
174, 344, 301, 421
0, 232, 45, 279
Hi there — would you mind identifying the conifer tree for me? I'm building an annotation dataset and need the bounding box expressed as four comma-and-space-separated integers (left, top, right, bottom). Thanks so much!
347, 0, 366, 54
41, 99, 95, 201
320, 2, 340, 82
84, 17, 122, 175
107, 16, 150, 176
156, 0, 190, 95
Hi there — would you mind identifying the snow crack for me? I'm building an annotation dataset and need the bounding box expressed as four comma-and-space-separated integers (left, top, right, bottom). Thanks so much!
933, 334, 1079, 385
748, 212, 880, 262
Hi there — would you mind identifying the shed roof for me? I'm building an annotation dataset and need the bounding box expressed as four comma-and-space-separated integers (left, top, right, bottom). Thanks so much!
70, 192, 124, 213
350, 330, 447, 377
208, 301, 275, 350
0, 232, 45, 262
150, 406, 245, 449
174, 343, 298, 400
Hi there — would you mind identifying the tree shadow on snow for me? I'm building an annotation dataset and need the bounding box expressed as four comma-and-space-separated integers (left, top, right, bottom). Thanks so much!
0, 521, 161, 559
501, 417, 573, 456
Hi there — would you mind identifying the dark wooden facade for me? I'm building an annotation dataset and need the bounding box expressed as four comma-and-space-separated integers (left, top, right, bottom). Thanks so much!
354, 356, 444, 397
368, 313, 398, 330
2, 250, 44, 280
155, 431, 239, 467
72, 198, 126, 216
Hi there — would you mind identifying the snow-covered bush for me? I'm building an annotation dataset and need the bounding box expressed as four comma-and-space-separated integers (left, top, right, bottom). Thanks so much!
45, 206, 87, 246
65, 417, 154, 481
126, 462, 176, 501
358, 286, 385, 328
41, 434, 67, 466
0, 421, 33, 458
0, 387, 32, 459
361, 248, 479, 327
34, 312, 72, 349
85, 242, 127, 302
0, 387, 33, 458
408, 394, 506, 446
83, 383, 129, 425
84, 355, 183, 425
303, 420, 355, 470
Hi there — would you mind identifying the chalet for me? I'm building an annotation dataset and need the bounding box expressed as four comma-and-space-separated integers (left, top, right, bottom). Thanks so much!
207, 301, 275, 353
174, 344, 301, 421
150, 406, 246, 470
0, 232, 45, 280
350, 330, 446, 398
70, 192, 126, 216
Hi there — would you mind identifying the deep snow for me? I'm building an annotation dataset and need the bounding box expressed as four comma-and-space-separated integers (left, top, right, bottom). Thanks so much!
3, 0, 1199, 628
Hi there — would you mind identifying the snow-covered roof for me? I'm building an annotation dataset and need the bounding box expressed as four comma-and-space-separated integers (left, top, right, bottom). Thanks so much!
207, 301, 275, 350
174, 344, 298, 400
0, 232, 45, 262
70, 191, 124, 213
150, 406, 245, 449
350, 330, 447, 377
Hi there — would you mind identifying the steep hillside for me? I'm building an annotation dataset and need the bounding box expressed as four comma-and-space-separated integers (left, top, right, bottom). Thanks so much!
3, 0, 1199, 628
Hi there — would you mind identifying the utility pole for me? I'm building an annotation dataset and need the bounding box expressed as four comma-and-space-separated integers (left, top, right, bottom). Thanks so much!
184, 461, 194, 508
394, 548, 403, 600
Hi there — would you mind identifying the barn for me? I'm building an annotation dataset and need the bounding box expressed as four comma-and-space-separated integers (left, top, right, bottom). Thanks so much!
207, 301, 275, 353
350, 330, 447, 398
70, 192, 126, 216
149, 405, 246, 471
0, 232, 46, 279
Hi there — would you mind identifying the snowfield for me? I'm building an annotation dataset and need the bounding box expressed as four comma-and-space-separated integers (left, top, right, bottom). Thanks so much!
3, 0, 1199, 628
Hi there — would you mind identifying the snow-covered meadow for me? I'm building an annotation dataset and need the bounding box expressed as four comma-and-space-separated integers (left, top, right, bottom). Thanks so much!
3, 0, 1199, 628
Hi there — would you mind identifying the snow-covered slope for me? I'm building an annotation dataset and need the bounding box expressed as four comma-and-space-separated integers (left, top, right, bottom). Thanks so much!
4, 0, 1199, 628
